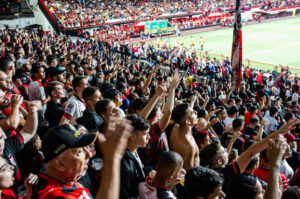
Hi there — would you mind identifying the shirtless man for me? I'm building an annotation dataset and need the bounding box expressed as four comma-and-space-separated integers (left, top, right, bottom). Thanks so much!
170, 103, 199, 170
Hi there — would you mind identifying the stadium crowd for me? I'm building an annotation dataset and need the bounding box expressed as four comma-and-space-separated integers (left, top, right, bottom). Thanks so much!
0, 26, 300, 199
42, 0, 300, 30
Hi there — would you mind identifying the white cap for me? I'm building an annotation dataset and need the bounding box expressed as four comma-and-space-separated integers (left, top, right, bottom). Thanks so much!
16, 59, 29, 69
218, 95, 226, 101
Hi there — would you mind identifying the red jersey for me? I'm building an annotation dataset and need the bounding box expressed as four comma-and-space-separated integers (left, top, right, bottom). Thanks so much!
244, 112, 256, 126
1, 189, 21, 199
32, 173, 92, 199
253, 167, 288, 191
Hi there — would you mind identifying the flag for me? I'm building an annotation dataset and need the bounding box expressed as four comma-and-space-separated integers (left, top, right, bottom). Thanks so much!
231, 0, 243, 90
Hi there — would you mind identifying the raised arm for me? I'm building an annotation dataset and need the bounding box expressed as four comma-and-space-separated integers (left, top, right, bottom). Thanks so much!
237, 119, 299, 173
224, 87, 233, 104
158, 72, 181, 130
226, 131, 241, 154
254, 119, 267, 141
139, 85, 166, 119
201, 95, 210, 110
264, 137, 286, 199
0, 95, 22, 131
257, 96, 266, 113
142, 66, 157, 92
96, 118, 133, 199
21, 101, 40, 144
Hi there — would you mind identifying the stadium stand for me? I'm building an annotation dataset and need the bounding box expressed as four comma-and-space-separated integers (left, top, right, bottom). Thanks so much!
0, 0, 300, 198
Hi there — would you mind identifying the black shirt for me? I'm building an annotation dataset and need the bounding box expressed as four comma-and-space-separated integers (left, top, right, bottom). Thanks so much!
134, 89, 145, 98
212, 121, 225, 136
4, 134, 25, 189
78, 166, 100, 197
216, 162, 241, 199
244, 126, 267, 139
76, 109, 103, 133
45, 100, 64, 127
287, 150, 300, 171
244, 126, 257, 136
156, 187, 177, 199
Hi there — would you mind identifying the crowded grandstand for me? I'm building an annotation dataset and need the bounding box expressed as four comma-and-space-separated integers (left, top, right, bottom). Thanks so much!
0, 0, 299, 199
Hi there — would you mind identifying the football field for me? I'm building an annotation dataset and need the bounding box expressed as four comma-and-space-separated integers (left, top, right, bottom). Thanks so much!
157, 16, 300, 73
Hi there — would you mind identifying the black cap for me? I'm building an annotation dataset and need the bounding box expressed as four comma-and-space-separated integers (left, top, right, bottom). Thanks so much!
185, 90, 195, 98
228, 106, 239, 115
49, 66, 66, 78
41, 124, 97, 163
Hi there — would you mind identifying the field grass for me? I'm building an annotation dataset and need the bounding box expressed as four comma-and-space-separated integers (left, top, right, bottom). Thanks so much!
151, 16, 300, 73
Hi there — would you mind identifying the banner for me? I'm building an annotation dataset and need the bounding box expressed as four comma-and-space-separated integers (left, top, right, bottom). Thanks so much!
231, 0, 243, 90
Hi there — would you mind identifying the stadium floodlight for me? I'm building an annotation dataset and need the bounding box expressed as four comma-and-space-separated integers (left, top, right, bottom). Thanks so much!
26, 0, 39, 11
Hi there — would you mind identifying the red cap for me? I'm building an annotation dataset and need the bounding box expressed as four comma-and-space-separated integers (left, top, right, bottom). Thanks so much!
284, 133, 296, 143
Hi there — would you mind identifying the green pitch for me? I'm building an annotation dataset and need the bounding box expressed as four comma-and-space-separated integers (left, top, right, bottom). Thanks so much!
156, 17, 300, 73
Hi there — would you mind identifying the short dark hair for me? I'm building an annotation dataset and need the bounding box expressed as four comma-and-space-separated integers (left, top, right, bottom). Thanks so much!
231, 174, 258, 199
245, 154, 259, 170
185, 166, 223, 199
282, 186, 300, 199
156, 151, 183, 173
72, 76, 85, 90
172, 103, 190, 125
47, 55, 57, 64
126, 114, 150, 132
46, 81, 62, 98
74, 65, 83, 72
95, 99, 111, 116
31, 64, 43, 75
284, 112, 294, 122
232, 118, 244, 130
269, 106, 278, 116
100, 82, 115, 93
250, 116, 259, 124
128, 98, 148, 114
239, 106, 246, 116
0, 56, 13, 72
82, 87, 99, 103
215, 106, 226, 117
147, 102, 160, 120
259, 149, 268, 162
200, 141, 222, 168
228, 106, 239, 116
102, 89, 120, 100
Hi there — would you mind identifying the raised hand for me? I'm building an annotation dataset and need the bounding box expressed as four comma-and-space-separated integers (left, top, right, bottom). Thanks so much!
11, 94, 23, 108
277, 119, 300, 134
260, 119, 267, 127
99, 118, 133, 161
24, 100, 42, 114
155, 84, 167, 97
151, 65, 158, 74
267, 136, 287, 167
170, 71, 181, 90
15, 79, 22, 88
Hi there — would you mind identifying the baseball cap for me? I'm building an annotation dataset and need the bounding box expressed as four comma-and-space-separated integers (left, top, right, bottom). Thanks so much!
41, 124, 97, 163
185, 90, 195, 98
194, 130, 209, 143
228, 106, 239, 115
284, 133, 296, 143
16, 58, 29, 69
49, 66, 66, 78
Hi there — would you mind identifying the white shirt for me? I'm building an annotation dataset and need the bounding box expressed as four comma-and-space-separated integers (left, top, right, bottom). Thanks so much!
263, 115, 278, 134
224, 117, 234, 128
266, 80, 273, 92
64, 95, 86, 124
280, 159, 294, 182
292, 93, 298, 102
